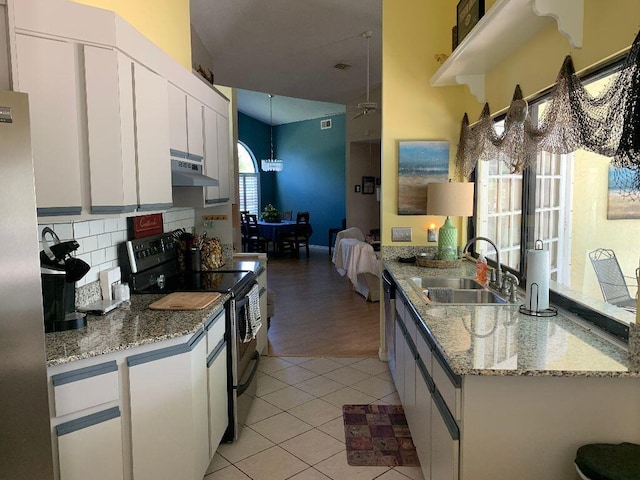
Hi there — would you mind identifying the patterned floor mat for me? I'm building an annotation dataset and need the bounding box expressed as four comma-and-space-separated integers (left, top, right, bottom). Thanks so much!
342, 404, 420, 467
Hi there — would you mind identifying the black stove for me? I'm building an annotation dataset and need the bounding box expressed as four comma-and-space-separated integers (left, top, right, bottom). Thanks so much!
119, 233, 257, 296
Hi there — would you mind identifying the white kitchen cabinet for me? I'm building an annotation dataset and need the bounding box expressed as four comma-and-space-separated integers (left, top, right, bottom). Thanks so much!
215, 109, 231, 202
415, 335, 433, 480
83, 46, 137, 214
131, 62, 173, 211
168, 84, 204, 160
431, 389, 460, 480
394, 320, 406, 405
49, 361, 123, 480
14, 33, 82, 216
187, 95, 204, 158
168, 83, 189, 155
127, 329, 207, 480
56, 408, 124, 480
206, 309, 228, 455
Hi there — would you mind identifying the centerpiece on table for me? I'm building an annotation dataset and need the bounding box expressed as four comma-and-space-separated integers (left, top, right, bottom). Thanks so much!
260, 203, 281, 223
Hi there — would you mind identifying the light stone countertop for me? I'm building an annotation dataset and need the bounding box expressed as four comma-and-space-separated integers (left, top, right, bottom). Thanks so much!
384, 256, 640, 378
45, 293, 229, 367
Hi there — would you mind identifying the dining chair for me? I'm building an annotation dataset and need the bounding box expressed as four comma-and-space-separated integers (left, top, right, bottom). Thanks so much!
239, 211, 250, 251
589, 248, 637, 312
245, 214, 268, 253
279, 211, 311, 257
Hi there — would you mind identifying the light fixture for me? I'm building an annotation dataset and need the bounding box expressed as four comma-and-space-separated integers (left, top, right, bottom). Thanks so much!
426, 181, 474, 260
261, 94, 283, 172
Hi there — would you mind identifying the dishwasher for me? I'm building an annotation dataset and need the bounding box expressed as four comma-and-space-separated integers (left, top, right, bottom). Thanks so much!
382, 270, 397, 381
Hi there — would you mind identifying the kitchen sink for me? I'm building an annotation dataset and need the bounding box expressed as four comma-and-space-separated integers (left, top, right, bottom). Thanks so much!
424, 288, 508, 304
409, 277, 508, 305
410, 277, 485, 290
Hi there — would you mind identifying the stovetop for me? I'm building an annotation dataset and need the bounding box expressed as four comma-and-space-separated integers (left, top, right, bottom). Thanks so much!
136, 269, 255, 295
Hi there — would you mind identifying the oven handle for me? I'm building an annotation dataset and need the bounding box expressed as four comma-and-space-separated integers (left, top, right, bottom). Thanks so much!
235, 295, 249, 310
237, 351, 260, 396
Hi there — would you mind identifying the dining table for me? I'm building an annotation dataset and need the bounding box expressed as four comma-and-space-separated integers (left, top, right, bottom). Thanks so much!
257, 220, 296, 244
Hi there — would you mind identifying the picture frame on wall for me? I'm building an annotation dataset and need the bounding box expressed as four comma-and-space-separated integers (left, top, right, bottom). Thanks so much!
398, 141, 449, 215
607, 166, 640, 219
362, 176, 375, 194
456, 0, 485, 45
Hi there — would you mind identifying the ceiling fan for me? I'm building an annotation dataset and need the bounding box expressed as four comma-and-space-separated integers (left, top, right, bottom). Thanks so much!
351, 31, 379, 119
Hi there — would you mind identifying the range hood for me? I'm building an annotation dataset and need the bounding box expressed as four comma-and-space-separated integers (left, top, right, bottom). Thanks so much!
171, 159, 218, 187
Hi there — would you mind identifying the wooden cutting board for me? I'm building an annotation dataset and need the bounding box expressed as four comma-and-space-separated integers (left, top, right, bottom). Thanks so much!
148, 292, 222, 310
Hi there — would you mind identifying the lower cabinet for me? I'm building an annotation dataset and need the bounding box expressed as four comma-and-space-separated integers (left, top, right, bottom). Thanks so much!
127, 329, 207, 480
56, 408, 124, 480
205, 308, 229, 455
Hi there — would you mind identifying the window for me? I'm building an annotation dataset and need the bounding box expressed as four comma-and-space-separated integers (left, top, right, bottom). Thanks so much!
475, 63, 638, 327
238, 142, 259, 215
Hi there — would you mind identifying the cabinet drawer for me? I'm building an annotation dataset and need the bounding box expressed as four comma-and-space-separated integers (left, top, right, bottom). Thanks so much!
206, 308, 226, 352
432, 352, 461, 421
416, 329, 432, 376
52, 361, 119, 417
56, 407, 123, 480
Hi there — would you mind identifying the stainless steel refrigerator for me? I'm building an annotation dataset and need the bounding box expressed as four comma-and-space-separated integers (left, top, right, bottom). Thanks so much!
0, 90, 55, 478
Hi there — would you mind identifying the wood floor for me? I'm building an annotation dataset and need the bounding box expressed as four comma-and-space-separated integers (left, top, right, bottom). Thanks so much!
266, 248, 380, 358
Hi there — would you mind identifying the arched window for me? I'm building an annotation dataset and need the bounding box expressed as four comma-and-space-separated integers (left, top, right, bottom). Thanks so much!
238, 142, 260, 215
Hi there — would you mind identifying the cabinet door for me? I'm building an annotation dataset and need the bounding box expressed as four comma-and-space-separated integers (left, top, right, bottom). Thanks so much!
191, 332, 209, 478
187, 95, 204, 159
14, 34, 82, 216
216, 111, 231, 201
394, 320, 406, 404
128, 347, 194, 480
431, 389, 460, 480
83, 46, 137, 214
168, 83, 188, 156
132, 62, 172, 210
207, 341, 228, 455
203, 106, 221, 202
56, 408, 124, 480
415, 358, 433, 480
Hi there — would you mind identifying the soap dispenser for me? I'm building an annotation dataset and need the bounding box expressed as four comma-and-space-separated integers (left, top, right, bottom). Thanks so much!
476, 253, 487, 285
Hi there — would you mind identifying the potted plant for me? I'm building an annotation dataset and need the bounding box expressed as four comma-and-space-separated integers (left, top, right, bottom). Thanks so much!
260, 204, 281, 223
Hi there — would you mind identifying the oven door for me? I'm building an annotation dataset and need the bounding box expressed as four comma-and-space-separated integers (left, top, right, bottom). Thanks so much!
224, 284, 261, 442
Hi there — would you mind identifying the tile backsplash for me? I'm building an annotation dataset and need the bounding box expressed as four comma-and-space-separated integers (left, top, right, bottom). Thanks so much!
38, 208, 196, 288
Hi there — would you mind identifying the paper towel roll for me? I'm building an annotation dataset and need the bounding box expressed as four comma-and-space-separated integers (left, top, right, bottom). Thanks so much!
525, 247, 549, 311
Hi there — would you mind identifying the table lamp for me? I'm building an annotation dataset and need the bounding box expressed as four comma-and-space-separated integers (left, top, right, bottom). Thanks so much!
426, 181, 474, 260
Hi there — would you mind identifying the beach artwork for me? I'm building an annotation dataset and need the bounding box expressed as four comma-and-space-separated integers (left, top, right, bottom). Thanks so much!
608, 166, 640, 219
398, 140, 449, 215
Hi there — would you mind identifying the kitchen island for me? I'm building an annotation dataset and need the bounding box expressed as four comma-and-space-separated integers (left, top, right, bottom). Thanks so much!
383, 253, 640, 480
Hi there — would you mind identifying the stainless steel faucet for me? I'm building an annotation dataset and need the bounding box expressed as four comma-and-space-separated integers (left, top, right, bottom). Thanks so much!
502, 271, 520, 302
463, 236, 502, 290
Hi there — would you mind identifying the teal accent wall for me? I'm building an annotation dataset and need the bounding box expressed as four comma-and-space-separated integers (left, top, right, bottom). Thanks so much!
238, 112, 346, 247
275, 115, 346, 247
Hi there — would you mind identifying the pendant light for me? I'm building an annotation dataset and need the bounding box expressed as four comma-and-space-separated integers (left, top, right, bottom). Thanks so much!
261, 94, 284, 172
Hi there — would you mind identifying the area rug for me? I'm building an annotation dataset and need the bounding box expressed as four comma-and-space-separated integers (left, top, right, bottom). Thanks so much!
342, 404, 420, 467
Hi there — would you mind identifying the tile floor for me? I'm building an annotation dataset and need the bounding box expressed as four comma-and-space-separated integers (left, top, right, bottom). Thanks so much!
204, 356, 425, 480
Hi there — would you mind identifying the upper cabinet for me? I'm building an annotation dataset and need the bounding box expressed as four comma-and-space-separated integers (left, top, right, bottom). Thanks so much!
131, 62, 173, 211
83, 46, 138, 214
14, 34, 83, 216
430, 0, 584, 102
10, 0, 233, 217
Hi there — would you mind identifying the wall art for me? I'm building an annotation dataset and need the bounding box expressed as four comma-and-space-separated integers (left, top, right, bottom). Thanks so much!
398, 140, 449, 215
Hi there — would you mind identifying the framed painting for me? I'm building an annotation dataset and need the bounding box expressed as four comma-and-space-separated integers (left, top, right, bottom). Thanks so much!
398, 141, 449, 215
607, 166, 640, 219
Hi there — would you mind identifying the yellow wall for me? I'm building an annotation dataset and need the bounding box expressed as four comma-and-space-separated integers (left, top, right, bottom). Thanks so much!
71, 0, 192, 70
382, 0, 475, 246
383, 0, 640, 255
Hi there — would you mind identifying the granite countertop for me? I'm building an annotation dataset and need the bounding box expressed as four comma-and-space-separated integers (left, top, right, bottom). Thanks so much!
384, 258, 640, 378
45, 293, 229, 367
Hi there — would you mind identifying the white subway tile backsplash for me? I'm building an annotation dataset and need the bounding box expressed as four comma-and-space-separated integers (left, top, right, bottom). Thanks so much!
97, 233, 112, 249
80, 235, 98, 254
112, 230, 127, 244
52, 223, 74, 241
104, 218, 120, 233
105, 246, 118, 262
73, 221, 90, 239
91, 248, 106, 265
89, 219, 105, 236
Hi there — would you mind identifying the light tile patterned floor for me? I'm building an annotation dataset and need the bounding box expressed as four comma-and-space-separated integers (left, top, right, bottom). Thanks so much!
204, 356, 423, 480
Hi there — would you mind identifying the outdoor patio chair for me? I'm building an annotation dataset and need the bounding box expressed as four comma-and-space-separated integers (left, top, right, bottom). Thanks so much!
589, 248, 637, 312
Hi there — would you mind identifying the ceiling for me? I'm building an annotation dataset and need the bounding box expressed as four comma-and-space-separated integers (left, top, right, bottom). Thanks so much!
189, 0, 382, 125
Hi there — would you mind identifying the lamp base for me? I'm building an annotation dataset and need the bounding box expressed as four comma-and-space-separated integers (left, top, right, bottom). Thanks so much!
437, 217, 458, 260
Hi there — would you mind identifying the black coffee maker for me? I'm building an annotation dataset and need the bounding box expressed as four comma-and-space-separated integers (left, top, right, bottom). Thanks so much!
40, 227, 90, 332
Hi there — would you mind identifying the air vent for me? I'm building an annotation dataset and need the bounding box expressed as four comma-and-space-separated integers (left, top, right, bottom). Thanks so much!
321, 119, 332, 130
333, 63, 352, 71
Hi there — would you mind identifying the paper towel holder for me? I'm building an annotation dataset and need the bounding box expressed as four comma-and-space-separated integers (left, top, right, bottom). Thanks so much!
519, 282, 558, 317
